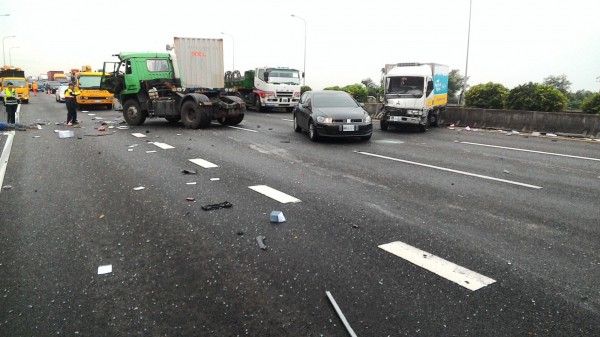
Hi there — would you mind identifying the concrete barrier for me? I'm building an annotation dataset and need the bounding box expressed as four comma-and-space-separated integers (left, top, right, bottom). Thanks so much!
362, 103, 600, 138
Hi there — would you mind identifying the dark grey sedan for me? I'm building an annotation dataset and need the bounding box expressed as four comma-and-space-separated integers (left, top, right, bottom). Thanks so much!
293, 90, 373, 141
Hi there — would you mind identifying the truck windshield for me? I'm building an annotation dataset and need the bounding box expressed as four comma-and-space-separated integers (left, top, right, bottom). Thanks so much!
386, 76, 424, 97
265, 69, 301, 85
78, 75, 102, 89
5, 79, 26, 88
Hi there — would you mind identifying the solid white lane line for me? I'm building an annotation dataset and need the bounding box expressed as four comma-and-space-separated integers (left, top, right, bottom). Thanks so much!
460, 141, 600, 162
379, 241, 496, 291
152, 142, 175, 149
248, 185, 301, 203
357, 151, 543, 189
0, 131, 15, 193
189, 158, 219, 168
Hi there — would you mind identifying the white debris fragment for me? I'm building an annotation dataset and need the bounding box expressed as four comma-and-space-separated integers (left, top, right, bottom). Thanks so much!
133, 186, 145, 191
97, 265, 112, 275
186, 182, 197, 185
210, 178, 220, 181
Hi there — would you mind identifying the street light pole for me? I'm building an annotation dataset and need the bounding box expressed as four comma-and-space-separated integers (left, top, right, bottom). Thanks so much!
9, 46, 19, 66
291, 14, 306, 86
460, 0, 472, 105
2, 35, 16, 67
220, 32, 235, 71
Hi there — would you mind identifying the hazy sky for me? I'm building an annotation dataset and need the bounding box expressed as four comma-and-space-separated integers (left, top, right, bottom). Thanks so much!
1, 0, 599, 92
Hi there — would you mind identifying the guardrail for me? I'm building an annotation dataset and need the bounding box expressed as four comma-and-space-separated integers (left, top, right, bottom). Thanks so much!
362, 103, 600, 138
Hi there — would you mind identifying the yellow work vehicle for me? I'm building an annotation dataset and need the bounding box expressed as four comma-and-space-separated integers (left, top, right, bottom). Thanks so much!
1, 67, 30, 104
74, 65, 114, 110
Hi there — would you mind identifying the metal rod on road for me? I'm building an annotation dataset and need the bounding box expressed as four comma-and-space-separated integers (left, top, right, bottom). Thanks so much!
325, 291, 357, 337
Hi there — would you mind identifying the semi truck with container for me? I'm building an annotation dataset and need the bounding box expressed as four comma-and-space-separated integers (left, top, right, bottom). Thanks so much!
100, 37, 245, 128
380, 62, 449, 132
224, 67, 302, 112
47, 70, 65, 81
73, 65, 114, 110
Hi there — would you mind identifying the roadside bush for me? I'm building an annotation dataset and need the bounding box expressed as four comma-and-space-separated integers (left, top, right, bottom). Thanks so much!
301, 85, 312, 94
464, 82, 508, 109
581, 93, 600, 114
506, 82, 568, 112
325, 84, 368, 102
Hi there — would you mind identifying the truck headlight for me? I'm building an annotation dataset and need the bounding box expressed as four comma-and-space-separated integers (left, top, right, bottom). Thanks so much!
408, 109, 421, 115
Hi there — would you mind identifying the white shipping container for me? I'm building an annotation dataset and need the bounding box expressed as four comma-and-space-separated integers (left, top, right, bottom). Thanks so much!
173, 37, 225, 89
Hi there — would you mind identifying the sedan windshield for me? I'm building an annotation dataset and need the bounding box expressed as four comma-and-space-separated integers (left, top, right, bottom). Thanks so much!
313, 93, 359, 108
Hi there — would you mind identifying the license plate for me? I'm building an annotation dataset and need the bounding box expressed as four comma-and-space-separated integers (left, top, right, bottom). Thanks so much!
282, 98, 288, 102
94, 100, 101, 103
391, 116, 402, 122
342, 124, 355, 131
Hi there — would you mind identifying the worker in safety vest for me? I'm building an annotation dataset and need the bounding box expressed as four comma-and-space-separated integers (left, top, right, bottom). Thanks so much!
32, 81, 39, 96
64, 83, 81, 125
1, 82, 18, 124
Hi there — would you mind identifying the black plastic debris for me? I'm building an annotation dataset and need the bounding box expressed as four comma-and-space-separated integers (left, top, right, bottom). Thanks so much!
181, 169, 197, 175
256, 235, 267, 250
201, 201, 233, 211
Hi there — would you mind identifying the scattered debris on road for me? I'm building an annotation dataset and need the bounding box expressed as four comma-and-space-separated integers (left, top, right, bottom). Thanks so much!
201, 201, 233, 211
270, 211, 286, 223
256, 235, 267, 250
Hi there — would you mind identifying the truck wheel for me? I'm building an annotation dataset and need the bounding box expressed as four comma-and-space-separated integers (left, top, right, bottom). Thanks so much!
123, 99, 146, 125
430, 110, 440, 127
254, 95, 265, 112
380, 119, 389, 131
220, 114, 244, 126
181, 100, 209, 129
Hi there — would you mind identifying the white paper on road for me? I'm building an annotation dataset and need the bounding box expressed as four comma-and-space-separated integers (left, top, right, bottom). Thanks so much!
379, 241, 496, 291
210, 178, 220, 181
97, 265, 112, 275
186, 182, 197, 185
152, 142, 175, 150
189, 158, 219, 168
248, 185, 301, 203
131, 133, 147, 138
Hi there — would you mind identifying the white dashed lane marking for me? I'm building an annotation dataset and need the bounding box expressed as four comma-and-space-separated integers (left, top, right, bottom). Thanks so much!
152, 142, 175, 149
357, 151, 543, 189
248, 185, 301, 203
189, 158, 219, 168
379, 241, 496, 291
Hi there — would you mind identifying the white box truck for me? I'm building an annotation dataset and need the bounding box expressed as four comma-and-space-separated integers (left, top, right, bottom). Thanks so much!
380, 62, 449, 132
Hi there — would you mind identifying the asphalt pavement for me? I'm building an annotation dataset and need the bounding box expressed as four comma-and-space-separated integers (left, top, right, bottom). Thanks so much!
1, 93, 599, 336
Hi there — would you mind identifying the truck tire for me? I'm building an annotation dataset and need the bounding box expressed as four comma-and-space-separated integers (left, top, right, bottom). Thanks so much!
254, 95, 265, 112
181, 100, 209, 129
380, 119, 389, 131
219, 114, 244, 126
430, 110, 440, 127
123, 99, 146, 125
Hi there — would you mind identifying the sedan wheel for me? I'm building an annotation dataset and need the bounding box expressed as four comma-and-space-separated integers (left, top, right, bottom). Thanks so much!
293, 114, 302, 132
308, 122, 319, 142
